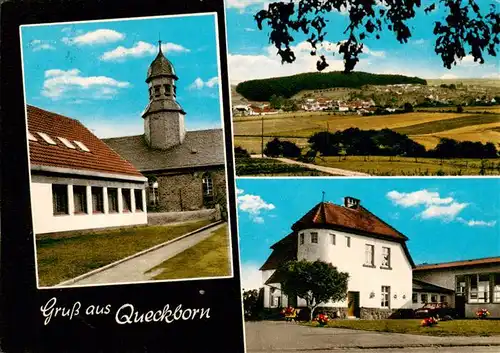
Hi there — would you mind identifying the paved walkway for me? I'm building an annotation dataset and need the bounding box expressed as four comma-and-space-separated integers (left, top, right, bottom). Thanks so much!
60, 223, 225, 286
249, 155, 369, 176
245, 321, 500, 352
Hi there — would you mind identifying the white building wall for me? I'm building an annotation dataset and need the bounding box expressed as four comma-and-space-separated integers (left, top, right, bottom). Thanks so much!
31, 174, 147, 234
296, 228, 413, 309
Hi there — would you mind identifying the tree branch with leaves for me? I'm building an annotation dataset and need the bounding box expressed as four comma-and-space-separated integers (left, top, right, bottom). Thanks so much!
255, 0, 499, 73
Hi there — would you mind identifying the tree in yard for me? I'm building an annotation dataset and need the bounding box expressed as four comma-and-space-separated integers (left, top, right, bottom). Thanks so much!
275, 259, 349, 322
254, 0, 499, 73
281, 140, 302, 157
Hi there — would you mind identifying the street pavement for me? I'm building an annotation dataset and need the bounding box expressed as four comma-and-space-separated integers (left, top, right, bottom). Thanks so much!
59, 223, 225, 286
245, 321, 500, 352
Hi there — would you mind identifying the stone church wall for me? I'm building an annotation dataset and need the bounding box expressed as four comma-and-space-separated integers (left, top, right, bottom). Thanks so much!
152, 167, 226, 212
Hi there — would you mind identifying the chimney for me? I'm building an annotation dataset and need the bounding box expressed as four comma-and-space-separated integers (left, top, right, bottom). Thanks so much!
344, 196, 360, 209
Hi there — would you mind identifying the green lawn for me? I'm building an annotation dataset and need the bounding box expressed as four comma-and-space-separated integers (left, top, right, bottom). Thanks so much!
146, 224, 231, 280
36, 219, 212, 286
236, 157, 332, 176
306, 319, 500, 337
314, 156, 500, 176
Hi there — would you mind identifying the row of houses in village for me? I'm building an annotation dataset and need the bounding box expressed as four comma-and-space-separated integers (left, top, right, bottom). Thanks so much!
260, 197, 500, 319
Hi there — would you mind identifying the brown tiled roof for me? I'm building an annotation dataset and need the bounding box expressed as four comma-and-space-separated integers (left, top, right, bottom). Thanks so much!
103, 129, 225, 172
260, 201, 415, 272
259, 233, 297, 271
292, 202, 408, 241
414, 257, 500, 271
27, 105, 143, 178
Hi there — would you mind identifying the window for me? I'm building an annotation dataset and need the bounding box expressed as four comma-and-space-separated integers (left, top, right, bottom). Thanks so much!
73, 186, 87, 214
346, 236, 351, 247
92, 187, 104, 213
456, 276, 466, 296
37, 132, 57, 145
202, 173, 213, 197
28, 132, 38, 141
164, 84, 171, 96
52, 184, 68, 215
494, 274, 500, 303
134, 189, 144, 211
431, 294, 438, 303
330, 233, 336, 245
412, 293, 418, 303
421, 294, 428, 304
122, 189, 131, 212
381, 286, 390, 308
440, 295, 447, 303
299, 233, 304, 245
73, 140, 90, 152
364, 244, 374, 267
154, 85, 161, 97
311, 232, 318, 244
469, 274, 490, 303
149, 87, 153, 99
108, 188, 118, 213
381, 247, 391, 268
57, 137, 76, 149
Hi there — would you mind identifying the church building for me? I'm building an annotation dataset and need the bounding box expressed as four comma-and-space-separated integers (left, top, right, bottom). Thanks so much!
104, 44, 227, 212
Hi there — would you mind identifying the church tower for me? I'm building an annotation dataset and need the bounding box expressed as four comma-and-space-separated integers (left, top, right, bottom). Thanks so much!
142, 41, 186, 150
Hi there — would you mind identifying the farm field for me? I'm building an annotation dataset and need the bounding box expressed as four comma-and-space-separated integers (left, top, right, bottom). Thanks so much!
233, 111, 500, 154
313, 156, 500, 176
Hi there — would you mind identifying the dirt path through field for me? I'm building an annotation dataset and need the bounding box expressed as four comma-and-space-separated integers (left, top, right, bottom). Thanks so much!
272, 157, 370, 176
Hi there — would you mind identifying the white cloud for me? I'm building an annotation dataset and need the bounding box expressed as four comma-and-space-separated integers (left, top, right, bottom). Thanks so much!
387, 190, 454, 208
387, 189, 469, 222
63, 29, 125, 46
457, 218, 497, 227
240, 262, 263, 291
41, 69, 130, 100
100, 41, 189, 61
237, 190, 275, 223
482, 72, 500, 79
244, 27, 256, 32
189, 76, 219, 90
30, 39, 56, 51
413, 39, 426, 45
88, 121, 143, 138
419, 202, 468, 221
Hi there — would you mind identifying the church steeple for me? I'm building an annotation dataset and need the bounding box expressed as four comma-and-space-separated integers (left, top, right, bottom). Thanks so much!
142, 42, 186, 150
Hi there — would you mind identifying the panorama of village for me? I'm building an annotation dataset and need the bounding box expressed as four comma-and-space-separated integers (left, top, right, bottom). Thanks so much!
232, 78, 500, 177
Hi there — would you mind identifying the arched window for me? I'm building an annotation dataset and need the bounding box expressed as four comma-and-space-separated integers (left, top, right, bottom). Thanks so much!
202, 173, 213, 197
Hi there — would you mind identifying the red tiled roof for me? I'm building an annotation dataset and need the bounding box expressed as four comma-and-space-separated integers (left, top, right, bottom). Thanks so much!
259, 233, 297, 271
292, 202, 408, 241
27, 105, 143, 178
414, 257, 500, 271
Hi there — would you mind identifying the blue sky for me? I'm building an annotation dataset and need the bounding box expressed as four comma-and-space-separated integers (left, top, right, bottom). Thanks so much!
236, 178, 500, 290
225, 0, 500, 83
20, 13, 223, 138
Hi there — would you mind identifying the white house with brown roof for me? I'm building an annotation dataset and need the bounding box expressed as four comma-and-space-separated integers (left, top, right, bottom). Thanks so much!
261, 197, 415, 319
27, 105, 148, 235
413, 257, 500, 318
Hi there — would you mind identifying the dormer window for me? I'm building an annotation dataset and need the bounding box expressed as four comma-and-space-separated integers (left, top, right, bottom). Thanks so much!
37, 132, 57, 145
28, 132, 38, 142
